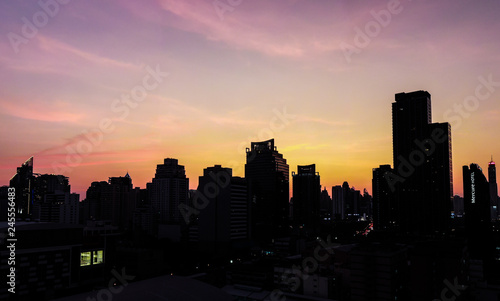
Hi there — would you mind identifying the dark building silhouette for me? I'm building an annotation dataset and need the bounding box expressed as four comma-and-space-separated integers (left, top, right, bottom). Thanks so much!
81, 173, 137, 229
391, 91, 452, 234
408, 239, 468, 301
319, 187, 332, 221
359, 188, 372, 218
148, 158, 189, 224
82, 181, 109, 222
106, 173, 134, 229
488, 158, 498, 220
0, 223, 84, 300
372, 165, 396, 230
9, 157, 34, 218
342, 181, 355, 217
0, 186, 8, 221
463, 164, 492, 255
463, 163, 498, 284
331, 185, 344, 220
32, 174, 79, 224
453, 195, 464, 217
196, 165, 248, 253
292, 164, 320, 231
349, 243, 409, 301
132, 188, 154, 235
245, 139, 289, 242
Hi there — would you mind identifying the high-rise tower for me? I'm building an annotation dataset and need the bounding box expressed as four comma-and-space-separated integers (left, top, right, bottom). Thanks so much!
292, 164, 320, 232
372, 165, 396, 230
196, 165, 248, 253
9, 157, 34, 218
391, 91, 452, 234
148, 158, 189, 224
245, 139, 289, 242
488, 157, 498, 220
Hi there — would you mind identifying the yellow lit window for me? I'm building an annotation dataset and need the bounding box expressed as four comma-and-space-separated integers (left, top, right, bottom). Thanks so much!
80, 252, 91, 266
93, 250, 104, 265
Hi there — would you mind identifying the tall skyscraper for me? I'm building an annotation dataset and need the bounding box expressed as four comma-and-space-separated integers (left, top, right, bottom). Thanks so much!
106, 174, 134, 229
488, 158, 498, 220
463, 164, 494, 264
9, 157, 34, 218
391, 91, 452, 234
148, 158, 189, 224
372, 165, 396, 230
196, 165, 248, 252
292, 164, 320, 231
245, 139, 289, 241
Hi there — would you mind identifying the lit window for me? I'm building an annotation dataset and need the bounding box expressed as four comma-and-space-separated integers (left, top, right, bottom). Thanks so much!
93, 250, 104, 265
81, 252, 91, 266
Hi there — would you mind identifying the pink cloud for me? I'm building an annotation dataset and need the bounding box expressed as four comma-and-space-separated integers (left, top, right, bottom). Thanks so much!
0, 98, 84, 123
121, 0, 349, 58
2, 35, 141, 76
36, 36, 140, 70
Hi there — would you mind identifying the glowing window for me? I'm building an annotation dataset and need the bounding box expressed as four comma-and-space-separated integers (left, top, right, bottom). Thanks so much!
93, 250, 104, 265
81, 252, 91, 266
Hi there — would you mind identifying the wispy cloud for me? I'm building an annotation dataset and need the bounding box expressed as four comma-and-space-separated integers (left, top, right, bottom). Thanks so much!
296, 116, 354, 127
0, 98, 84, 123
36, 36, 140, 70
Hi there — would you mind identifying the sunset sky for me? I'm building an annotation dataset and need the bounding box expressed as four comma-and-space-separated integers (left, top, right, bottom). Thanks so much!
1, 0, 499, 198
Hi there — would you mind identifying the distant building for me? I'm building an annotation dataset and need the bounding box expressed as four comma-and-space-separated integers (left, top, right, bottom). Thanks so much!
105, 174, 135, 229
245, 139, 289, 242
196, 165, 249, 253
319, 187, 332, 221
488, 158, 498, 219
9, 157, 34, 218
292, 164, 320, 232
331, 185, 344, 220
372, 165, 396, 230
358, 188, 372, 218
342, 182, 356, 217
32, 174, 79, 224
332, 181, 367, 221
148, 158, 189, 224
82, 173, 139, 230
82, 181, 109, 222
132, 188, 154, 235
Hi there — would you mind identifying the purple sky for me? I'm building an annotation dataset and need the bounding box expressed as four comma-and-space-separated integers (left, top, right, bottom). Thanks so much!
1, 0, 499, 197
